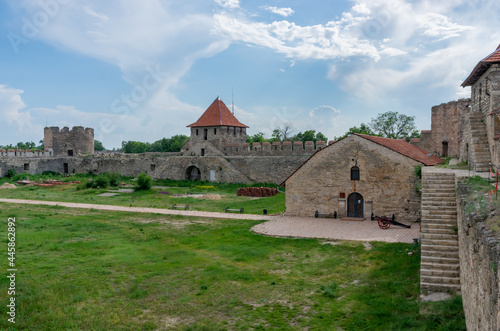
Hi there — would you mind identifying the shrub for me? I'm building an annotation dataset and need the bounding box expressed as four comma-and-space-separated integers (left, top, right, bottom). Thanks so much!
137, 172, 153, 190
5, 169, 16, 178
93, 174, 109, 188
106, 171, 121, 187
320, 281, 338, 298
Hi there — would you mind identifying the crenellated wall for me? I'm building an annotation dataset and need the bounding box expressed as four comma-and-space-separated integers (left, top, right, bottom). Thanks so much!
223, 141, 327, 156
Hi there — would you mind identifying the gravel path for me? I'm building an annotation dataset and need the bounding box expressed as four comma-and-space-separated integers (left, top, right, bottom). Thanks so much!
0, 198, 420, 243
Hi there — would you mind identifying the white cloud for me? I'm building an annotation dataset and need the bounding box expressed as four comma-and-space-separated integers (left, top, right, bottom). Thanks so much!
214, 0, 239, 9
0, 85, 33, 130
213, 14, 380, 60
264, 6, 294, 17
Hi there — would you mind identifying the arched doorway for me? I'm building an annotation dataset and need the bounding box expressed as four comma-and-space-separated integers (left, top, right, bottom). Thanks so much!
347, 192, 364, 218
185, 166, 201, 181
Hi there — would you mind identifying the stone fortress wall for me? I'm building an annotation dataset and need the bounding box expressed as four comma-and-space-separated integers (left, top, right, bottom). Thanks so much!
410, 99, 469, 157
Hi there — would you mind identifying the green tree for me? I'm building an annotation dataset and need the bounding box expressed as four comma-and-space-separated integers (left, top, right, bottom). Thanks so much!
246, 132, 266, 144
370, 111, 418, 140
336, 123, 379, 140
94, 140, 106, 151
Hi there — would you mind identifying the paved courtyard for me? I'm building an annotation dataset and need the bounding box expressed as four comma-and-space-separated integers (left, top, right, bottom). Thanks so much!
251, 216, 421, 243
0, 198, 420, 243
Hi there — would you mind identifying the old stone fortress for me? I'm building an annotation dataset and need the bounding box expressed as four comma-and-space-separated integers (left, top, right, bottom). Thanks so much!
2, 44, 500, 325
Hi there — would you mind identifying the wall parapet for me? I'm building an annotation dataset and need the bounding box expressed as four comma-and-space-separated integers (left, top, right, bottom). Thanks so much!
224, 141, 327, 156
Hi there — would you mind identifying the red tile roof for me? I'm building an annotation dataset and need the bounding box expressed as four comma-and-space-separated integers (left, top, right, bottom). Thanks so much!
280, 134, 443, 186
187, 97, 249, 128
355, 134, 443, 166
462, 44, 500, 87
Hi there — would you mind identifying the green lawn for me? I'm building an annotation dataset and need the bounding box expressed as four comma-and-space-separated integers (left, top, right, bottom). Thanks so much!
0, 175, 285, 215
0, 204, 465, 330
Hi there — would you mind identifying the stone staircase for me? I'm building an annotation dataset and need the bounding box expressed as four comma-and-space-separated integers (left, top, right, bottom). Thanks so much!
468, 112, 491, 172
420, 172, 461, 294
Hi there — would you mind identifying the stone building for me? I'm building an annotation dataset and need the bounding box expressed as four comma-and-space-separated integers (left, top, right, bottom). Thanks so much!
44, 126, 94, 157
282, 134, 443, 221
183, 97, 248, 156
459, 44, 500, 171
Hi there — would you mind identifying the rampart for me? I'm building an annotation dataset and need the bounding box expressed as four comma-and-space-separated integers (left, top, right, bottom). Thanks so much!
0, 153, 310, 184
224, 140, 327, 156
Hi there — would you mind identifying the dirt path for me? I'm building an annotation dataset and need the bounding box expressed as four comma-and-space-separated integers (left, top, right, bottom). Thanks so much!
0, 198, 419, 243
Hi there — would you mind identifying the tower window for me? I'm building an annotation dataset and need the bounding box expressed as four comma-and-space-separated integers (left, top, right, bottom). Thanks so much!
351, 166, 360, 180
214, 128, 217, 135
196, 129, 199, 136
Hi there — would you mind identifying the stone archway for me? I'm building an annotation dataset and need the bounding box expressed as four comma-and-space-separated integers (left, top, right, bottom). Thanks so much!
185, 166, 201, 181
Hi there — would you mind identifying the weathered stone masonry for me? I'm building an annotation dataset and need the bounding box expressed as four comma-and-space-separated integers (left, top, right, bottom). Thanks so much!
457, 183, 500, 331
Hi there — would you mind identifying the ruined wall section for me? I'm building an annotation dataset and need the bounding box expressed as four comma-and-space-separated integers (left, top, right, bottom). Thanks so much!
457, 183, 500, 331
411, 99, 470, 157
44, 126, 94, 157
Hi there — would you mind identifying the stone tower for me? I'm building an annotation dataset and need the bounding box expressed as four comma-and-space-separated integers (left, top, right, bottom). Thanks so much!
44, 126, 94, 157
183, 97, 248, 156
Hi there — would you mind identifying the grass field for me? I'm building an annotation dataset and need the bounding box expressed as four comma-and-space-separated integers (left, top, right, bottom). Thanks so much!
0, 204, 465, 330
0, 174, 285, 215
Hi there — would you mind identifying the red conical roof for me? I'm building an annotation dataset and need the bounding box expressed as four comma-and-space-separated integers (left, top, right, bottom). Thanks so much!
187, 97, 249, 128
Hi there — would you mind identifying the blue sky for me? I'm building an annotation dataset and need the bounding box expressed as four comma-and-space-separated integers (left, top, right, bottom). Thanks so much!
1, 0, 500, 149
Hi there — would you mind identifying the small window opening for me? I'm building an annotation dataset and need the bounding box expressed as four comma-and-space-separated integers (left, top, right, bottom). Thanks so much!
24, 163, 29, 171
204, 129, 208, 140
150, 164, 156, 171
214, 128, 217, 135
67, 150, 74, 156
351, 166, 360, 180
201, 148, 205, 156
196, 129, 199, 136
63, 163, 69, 174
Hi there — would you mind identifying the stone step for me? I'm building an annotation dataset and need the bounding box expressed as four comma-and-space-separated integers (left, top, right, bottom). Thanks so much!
421, 262, 460, 272
420, 282, 461, 293
421, 238, 458, 247
422, 189, 455, 194
421, 255, 460, 265
422, 178, 456, 183
421, 211, 458, 217
420, 248, 459, 259
421, 193, 456, 198
421, 243, 459, 252
421, 199, 456, 205
421, 275, 460, 285
420, 268, 460, 278
421, 229, 457, 237
421, 204, 457, 210
421, 233, 458, 241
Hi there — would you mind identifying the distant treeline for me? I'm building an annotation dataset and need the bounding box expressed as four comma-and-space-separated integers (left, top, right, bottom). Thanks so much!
121, 135, 189, 153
